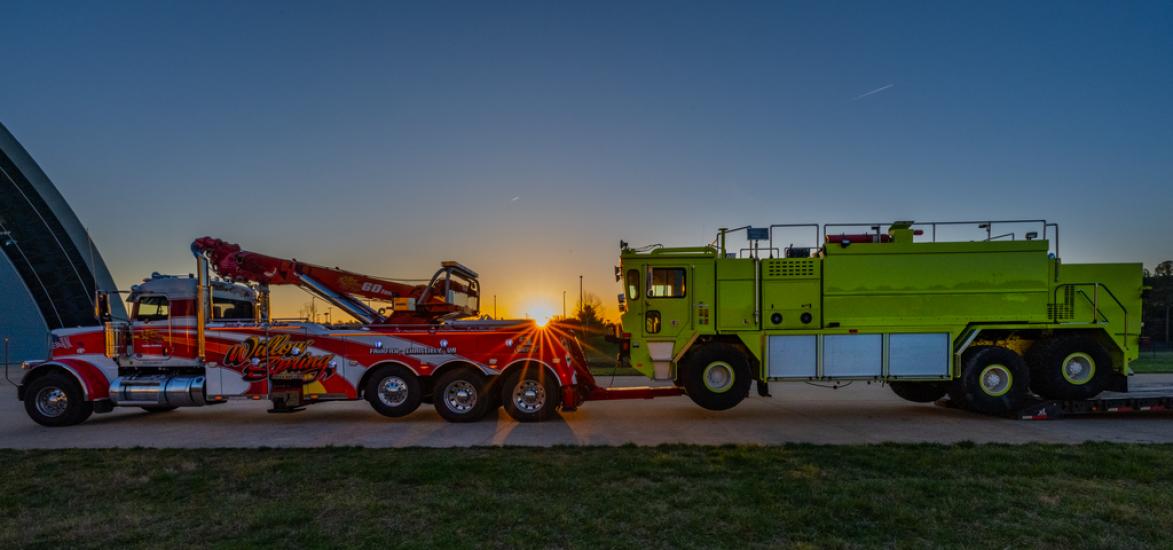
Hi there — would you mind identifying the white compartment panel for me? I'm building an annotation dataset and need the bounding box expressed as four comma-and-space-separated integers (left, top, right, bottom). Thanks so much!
888, 333, 949, 377
767, 335, 817, 378
823, 334, 882, 377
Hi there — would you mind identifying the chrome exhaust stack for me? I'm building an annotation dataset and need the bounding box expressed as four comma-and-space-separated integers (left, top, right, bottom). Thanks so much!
191, 243, 210, 361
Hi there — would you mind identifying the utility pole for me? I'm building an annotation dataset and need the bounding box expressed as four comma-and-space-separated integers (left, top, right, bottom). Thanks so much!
579, 275, 584, 316
562, 291, 567, 319
493, 295, 497, 319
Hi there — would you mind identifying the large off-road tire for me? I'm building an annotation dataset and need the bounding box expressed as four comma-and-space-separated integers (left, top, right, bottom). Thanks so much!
365, 365, 422, 418
679, 343, 753, 411
1026, 336, 1111, 401
23, 373, 93, 427
432, 369, 491, 423
889, 381, 951, 403
948, 346, 1031, 415
500, 365, 560, 422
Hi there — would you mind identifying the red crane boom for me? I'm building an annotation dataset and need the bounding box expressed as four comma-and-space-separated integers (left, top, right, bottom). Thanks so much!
191, 237, 480, 324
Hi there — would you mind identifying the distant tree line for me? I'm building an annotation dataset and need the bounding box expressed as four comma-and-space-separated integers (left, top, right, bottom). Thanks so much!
1143, 261, 1173, 344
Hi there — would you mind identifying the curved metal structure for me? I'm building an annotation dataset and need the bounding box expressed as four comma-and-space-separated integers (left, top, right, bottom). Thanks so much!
0, 122, 123, 361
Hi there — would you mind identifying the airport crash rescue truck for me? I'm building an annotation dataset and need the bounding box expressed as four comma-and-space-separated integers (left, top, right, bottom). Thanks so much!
615, 220, 1144, 415
16, 238, 677, 427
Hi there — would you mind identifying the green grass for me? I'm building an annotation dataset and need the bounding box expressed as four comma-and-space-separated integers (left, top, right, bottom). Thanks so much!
4, 444, 1173, 548
1132, 351, 1173, 373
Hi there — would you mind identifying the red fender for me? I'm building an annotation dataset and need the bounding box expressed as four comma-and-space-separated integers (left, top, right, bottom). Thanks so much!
29, 359, 111, 400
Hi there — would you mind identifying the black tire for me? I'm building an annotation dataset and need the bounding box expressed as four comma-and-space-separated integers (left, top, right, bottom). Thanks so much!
500, 365, 560, 422
23, 373, 93, 427
679, 343, 753, 411
948, 346, 1030, 415
364, 365, 422, 418
1026, 336, 1111, 401
432, 369, 491, 423
889, 381, 951, 403
140, 406, 178, 413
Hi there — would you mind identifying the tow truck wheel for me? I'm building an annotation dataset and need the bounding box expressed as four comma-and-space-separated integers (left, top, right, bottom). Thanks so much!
1027, 336, 1111, 401
501, 366, 559, 422
889, 381, 951, 403
23, 373, 93, 427
365, 366, 422, 418
679, 343, 752, 411
433, 369, 491, 422
948, 346, 1030, 415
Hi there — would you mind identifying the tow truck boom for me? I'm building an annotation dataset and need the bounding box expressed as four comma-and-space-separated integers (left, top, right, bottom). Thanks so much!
191, 237, 479, 324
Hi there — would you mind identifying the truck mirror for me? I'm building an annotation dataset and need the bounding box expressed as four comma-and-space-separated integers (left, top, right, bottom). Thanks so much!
94, 292, 112, 322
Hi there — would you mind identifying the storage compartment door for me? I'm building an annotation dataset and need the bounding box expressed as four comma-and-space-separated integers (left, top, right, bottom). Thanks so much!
823, 334, 882, 377
767, 335, 817, 378
888, 333, 950, 378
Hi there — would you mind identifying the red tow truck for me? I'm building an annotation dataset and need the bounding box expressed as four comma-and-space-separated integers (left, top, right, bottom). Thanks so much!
16, 238, 679, 426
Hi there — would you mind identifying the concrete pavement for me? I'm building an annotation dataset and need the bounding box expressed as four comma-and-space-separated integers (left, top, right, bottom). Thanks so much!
2, 375, 1171, 448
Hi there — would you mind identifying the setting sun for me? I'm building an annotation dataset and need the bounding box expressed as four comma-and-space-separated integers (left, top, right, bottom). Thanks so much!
517, 298, 558, 327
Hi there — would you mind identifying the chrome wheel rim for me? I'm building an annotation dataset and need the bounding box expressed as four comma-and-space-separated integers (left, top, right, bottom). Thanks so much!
1060, 352, 1095, 385
512, 379, 547, 414
377, 376, 409, 408
35, 386, 69, 418
979, 364, 1012, 397
443, 380, 478, 413
702, 361, 735, 393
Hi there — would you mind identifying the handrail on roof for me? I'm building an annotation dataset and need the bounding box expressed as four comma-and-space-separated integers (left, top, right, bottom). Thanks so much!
649, 246, 718, 257
716, 219, 1060, 259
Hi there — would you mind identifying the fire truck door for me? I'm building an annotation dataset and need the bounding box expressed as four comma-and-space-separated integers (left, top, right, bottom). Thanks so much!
644, 266, 691, 338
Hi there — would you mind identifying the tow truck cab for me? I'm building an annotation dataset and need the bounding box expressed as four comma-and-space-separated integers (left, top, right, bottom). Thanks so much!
98, 274, 258, 364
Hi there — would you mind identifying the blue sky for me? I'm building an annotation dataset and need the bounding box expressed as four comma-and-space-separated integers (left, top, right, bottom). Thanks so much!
2, 1, 1171, 319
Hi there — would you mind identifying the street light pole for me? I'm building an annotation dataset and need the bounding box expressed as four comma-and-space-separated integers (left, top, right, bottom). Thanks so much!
562, 291, 566, 319
579, 275, 583, 315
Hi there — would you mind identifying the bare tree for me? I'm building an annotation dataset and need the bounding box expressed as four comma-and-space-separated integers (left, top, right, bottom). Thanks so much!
576, 292, 607, 330
299, 301, 317, 322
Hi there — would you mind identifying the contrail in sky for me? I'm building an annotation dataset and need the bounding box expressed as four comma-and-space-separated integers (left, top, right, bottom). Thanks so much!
852, 83, 894, 101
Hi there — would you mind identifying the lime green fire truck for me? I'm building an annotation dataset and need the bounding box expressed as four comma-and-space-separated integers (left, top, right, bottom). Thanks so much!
615, 220, 1143, 416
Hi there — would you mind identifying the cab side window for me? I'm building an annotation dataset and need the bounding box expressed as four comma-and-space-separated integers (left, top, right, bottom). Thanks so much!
213, 299, 254, 320
136, 296, 170, 322
648, 268, 686, 298
625, 269, 640, 301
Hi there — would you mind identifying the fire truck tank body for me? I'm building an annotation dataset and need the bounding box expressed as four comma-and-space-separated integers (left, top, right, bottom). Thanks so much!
109, 375, 207, 407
